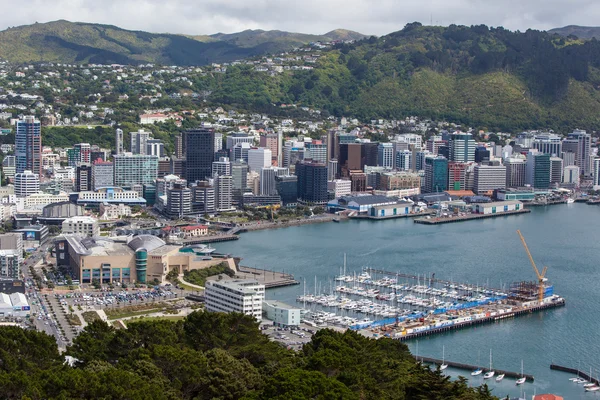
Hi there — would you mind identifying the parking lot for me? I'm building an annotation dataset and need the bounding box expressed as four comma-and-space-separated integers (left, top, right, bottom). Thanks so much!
260, 322, 318, 351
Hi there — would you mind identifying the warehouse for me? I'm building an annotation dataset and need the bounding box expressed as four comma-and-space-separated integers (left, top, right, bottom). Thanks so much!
369, 201, 415, 218
471, 200, 523, 215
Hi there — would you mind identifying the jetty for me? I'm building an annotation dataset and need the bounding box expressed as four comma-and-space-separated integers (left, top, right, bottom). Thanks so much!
550, 364, 600, 385
180, 235, 239, 244
236, 266, 299, 288
414, 209, 530, 225
415, 356, 534, 382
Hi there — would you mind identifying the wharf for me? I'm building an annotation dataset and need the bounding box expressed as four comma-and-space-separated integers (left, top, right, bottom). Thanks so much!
414, 209, 530, 225
395, 299, 565, 341
236, 266, 299, 289
525, 199, 567, 206
586, 199, 600, 205
550, 364, 599, 385
349, 210, 435, 221
179, 235, 239, 244
414, 356, 534, 382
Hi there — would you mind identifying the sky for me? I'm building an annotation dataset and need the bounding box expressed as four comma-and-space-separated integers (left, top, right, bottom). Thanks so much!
1, 0, 599, 36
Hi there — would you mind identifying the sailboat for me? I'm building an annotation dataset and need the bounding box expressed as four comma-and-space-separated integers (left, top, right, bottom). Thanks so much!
583, 368, 596, 388
495, 373, 505, 382
471, 351, 483, 376
483, 350, 495, 379
516, 360, 526, 385
440, 345, 448, 370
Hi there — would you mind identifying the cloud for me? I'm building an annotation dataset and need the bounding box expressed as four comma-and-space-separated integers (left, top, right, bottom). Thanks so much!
1, 0, 600, 36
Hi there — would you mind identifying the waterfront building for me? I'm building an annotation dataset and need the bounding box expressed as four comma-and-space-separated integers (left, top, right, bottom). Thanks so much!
473, 164, 507, 195
115, 128, 124, 155
62, 216, 100, 237
296, 160, 328, 205
563, 165, 580, 186
471, 200, 523, 214
424, 156, 448, 193
205, 279, 265, 321
276, 175, 298, 206
550, 157, 564, 186
260, 167, 288, 196
248, 148, 272, 173
448, 132, 476, 162
263, 300, 301, 327
526, 151, 551, 189
377, 143, 394, 168
349, 170, 367, 192
505, 157, 527, 188
327, 179, 352, 199
91, 159, 114, 190
191, 181, 216, 214
185, 128, 215, 182
448, 162, 470, 191
15, 116, 42, 176
379, 172, 421, 191
14, 170, 40, 197
113, 154, 158, 187
327, 194, 399, 214
593, 158, 600, 189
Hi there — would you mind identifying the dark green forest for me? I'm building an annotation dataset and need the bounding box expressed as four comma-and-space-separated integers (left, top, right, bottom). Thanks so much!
0, 312, 498, 399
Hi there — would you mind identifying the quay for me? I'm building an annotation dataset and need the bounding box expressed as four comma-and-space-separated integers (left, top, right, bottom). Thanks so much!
414, 209, 530, 225
550, 364, 599, 385
236, 265, 300, 289
414, 355, 534, 382
349, 210, 435, 221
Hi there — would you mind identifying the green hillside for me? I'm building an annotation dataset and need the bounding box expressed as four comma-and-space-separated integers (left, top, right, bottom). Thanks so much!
548, 25, 600, 39
0, 20, 366, 65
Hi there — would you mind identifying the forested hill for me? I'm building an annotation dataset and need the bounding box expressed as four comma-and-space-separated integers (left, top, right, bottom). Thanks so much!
204, 23, 600, 132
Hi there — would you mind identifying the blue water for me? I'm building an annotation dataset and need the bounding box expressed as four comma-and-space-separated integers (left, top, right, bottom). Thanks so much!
217, 204, 600, 399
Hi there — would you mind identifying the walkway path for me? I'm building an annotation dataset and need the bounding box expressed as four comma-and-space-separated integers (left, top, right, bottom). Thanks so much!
178, 274, 205, 290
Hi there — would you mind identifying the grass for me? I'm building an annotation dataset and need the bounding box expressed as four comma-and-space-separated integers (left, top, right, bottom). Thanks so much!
105, 302, 173, 320
65, 313, 82, 326
130, 315, 185, 323
81, 311, 101, 323
183, 263, 235, 287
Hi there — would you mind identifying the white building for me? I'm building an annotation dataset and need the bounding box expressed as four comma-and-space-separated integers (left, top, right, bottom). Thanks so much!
593, 158, 600, 189
99, 203, 132, 220
205, 279, 265, 321
62, 216, 100, 237
263, 300, 302, 327
563, 165, 580, 186
377, 143, 394, 168
17, 192, 69, 212
14, 170, 40, 197
471, 200, 523, 215
0, 292, 30, 318
247, 148, 272, 173
473, 164, 507, 195
327, 179, 352, 198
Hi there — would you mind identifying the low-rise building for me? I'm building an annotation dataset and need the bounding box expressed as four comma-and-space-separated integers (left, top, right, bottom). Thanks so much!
369, 201, 416, 218
76, 187, 147, 206
0, 250, 20, 279
13, 225, 48, 248
263, 300, 302, 327
180, 225, 208, 238
327, 179, 351, 198
471, 200, 523, 214
99, 203, 132, 220
205, 279, 265, 321
0, 292, 29, 317
62, 216, 100, 237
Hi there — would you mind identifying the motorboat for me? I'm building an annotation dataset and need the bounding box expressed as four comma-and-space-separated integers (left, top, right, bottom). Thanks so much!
495, 374, 505, 382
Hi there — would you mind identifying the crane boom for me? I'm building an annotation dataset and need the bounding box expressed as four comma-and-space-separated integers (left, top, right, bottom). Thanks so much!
516, 230, 542, 278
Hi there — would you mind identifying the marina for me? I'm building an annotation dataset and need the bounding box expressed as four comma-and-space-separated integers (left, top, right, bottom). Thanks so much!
415, 355, 534, 382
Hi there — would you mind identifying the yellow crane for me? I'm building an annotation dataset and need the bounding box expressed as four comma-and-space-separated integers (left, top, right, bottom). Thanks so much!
516, 230, 548, 302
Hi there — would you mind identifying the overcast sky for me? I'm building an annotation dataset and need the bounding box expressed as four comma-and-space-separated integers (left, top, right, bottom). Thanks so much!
1, 0, 598, 36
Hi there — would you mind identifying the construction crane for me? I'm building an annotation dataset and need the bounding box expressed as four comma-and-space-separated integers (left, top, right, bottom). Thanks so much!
516, 230, 548, 302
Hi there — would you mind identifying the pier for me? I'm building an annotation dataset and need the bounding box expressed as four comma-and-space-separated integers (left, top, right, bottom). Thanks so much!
414, 209, 531, 225
550, 364, 600, 385
236, 266, 299, 288
349, 210, 436, 221
414, 356, 534, 382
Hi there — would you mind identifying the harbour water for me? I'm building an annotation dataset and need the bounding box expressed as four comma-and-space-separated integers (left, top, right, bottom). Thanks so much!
217, 204, 600, 399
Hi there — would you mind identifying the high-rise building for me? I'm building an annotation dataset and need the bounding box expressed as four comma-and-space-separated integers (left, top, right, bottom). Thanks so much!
76, 163, 92, 192
115, 128, 124, 155
205, 279, 265, 321
327, 159, 338, 181
327, 179, 352, 198
338, 143, 362, 177
474, 146, 491, 163
533, 133, 562, 156
563, 165, 580, 186
91, 159, 114, 190
260, 167, 289, 196
259, 133, 281, 165
191, 181, 215, 214
550, 157, 563, 186
147, 139, 164, 157
448, 162, 470, 191
526, 151, 551, 189
231, 161, 249, 206
212, 157, 232, 177
74, 143, 91, 164
396, 150, 412, 171
14, 170, 40, 197
15, 116, 42, 176
185, 128, 215, 182
305, 143, 327, 164
424, 156, 448, 193
296, 160, 328, 205
166, 180, 192, 218
113, 154, 159, 187
214, 174, 233, 211
505, 157, 526, 188
130, 129, 151, 155
248, 148, 272, 173
473, 164, 507, 195
426, 136, 445, 155
232, 142, 251, 163
2, 155, 16, 181
226, 133, 254, 150
395, 133, 422, 149
565, 130, 592, 176
448, 132, 476, 163
377, 143, 394, 168
593, 158, 600, 188
174, 133, 184, 158
276, 175, 298, 206
0, 250, 20, 279
561, 151, 576, 167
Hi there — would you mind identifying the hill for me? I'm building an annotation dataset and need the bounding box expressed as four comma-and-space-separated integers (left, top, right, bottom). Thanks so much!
548, 25, 600, 39
200, 23, 600, 132
0, 20, 366, 65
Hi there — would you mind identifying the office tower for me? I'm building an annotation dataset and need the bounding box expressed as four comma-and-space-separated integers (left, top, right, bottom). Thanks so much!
232, 142, 251, 163
533, 133, 562, 156
561, 151, 576, 167
327, 179, 352, 198
473, 164, 507, 195
247, 171, 260, 195
505, 157, 527, 188
426, 136, 445, 155
170, 157, 186, 177
565, 130, 592, 176
449, 132, 475, 162
147, 139, 164, 157
185, 128, 215, 182
377, 143, 394, 168
305, 142, 327, 164
295, 160, 328, 205
155, 175, 182, 197
74, 143, 91, 164
326, 129, 339, 163
166, 180, 192, 218
113, 154, 159, 187
259, 133, 280, 164
327, 159, 338, 181
550, 157, 563, 186
191, 181, 215, 214
593, 158, 600, 188
447, 162, 469, 191
424, 156, 448, 193
362, 142, 378, 167
212, 157, 231, 177
76, 163, 92, 192
396, 150, 412, 171
174, 133, 184, 158
276, 175, 298, 206
15, 116, 42, 176
2, 156, 16, 181
474, 146, 491, 163
563, 165, 580, 185
259, 167, 289, 196
214, 174, 233, 211
248, 148, 272, 173
115, 128, 124, 155
283, 144, 305, 170
226, 133, 254, 150
526, 151, 551, 189
379, 172, 421, 191
395, 133, 422, 149
415, 150, 431, 171
214, 132, 223, 154
516, 132, 535, 148
338, 143, 362, 177
14, 170, 40, 197
130, 129, 151, 155
231, 161, 249, 205
215, 148, 229, 161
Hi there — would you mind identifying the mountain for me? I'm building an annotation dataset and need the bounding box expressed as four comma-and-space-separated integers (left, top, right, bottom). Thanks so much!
201, 23, 600, 132
0, 20, 367, 65
548, 25, 600, 39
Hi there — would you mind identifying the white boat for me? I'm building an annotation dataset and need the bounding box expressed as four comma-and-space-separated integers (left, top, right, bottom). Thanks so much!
575, 378, 587, 384
516, 360, 526, 385
440, 345, 448, 371
567, 198, 575, 204
569, 377, 580, 382
483, 350, 495, 379
495, 374, 505, 382
583, 383, 597, 388
471, 369, 483, 376
585, 386, 600, 392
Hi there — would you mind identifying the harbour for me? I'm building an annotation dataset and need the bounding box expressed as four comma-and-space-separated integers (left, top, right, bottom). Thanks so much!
415, 355, 535, 382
